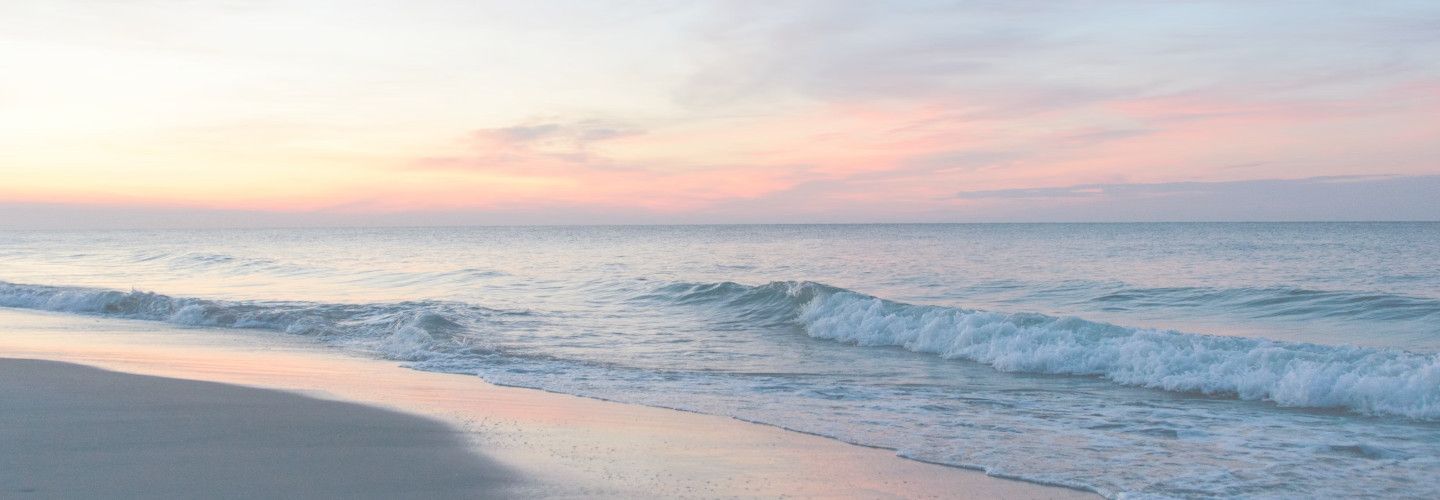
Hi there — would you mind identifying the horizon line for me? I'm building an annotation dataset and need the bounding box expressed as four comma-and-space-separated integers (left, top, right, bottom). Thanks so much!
4, 220, 1438, 232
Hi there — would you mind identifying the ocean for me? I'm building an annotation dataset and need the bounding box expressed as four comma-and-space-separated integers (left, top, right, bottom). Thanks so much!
2, 223, 1437, 498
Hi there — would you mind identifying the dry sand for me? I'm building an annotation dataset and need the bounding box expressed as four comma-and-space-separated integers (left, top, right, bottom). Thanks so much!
0, 308, 1097, 499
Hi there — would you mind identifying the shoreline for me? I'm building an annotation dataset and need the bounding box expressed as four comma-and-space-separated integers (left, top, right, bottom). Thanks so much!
0, 307, 1097, 498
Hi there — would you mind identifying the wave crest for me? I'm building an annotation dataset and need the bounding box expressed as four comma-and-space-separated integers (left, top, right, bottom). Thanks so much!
0, 281, 514, 361
656, 280, 1440, 420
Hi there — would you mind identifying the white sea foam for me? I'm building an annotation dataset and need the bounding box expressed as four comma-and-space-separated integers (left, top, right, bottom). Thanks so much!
9, 279, 1438, 420
782, 281, 1440, 419
0, 281, 492, 362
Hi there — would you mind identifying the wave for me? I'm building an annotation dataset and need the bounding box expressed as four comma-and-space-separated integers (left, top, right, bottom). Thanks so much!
7, 279, 1438, 420
649, 281, 1440, 420
123, 251, 330, 278
123, 251, 510, 285
1088, 285, 1440, 322
0, 281, 524, 361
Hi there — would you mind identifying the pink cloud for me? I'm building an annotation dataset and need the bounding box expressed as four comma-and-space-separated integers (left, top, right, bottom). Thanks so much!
371, 76, 1439, 219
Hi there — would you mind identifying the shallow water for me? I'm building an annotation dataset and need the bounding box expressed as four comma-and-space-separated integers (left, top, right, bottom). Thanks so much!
2, 223, 1438, 498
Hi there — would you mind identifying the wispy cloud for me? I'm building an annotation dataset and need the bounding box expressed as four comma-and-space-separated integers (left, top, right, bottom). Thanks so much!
944, 175, 1440, 222
414, 119, 645, 172
954, 175, 1400, 200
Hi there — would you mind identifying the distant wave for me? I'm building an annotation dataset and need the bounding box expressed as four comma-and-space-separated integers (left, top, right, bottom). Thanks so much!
647, 281, 1440, 420
122, 251, 509, 284
1087, 285, 1440, 322
126, 251, 329, 278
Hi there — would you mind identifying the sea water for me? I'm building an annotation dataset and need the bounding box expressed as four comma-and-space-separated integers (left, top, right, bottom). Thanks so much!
2, 223, 1437, 498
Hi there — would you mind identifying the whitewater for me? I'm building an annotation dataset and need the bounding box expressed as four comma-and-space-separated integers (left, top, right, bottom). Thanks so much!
2, 223, 1438, 498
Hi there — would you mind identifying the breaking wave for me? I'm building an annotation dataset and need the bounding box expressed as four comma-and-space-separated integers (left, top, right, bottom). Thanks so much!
649, 281, 1440, 420
0, 281, 526, 361
6, 278, 1438, 420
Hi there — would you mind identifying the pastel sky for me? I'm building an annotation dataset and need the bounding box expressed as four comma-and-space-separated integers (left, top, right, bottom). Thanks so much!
3, 0, 1438, 227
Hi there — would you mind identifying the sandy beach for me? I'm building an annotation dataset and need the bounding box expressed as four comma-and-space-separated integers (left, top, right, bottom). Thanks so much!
0, 307, 1095, 499
5, 0, 1438, 496
1, 358, 515, 499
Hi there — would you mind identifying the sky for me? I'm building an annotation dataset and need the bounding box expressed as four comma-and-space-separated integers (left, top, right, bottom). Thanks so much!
2, 0, 1438, 228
